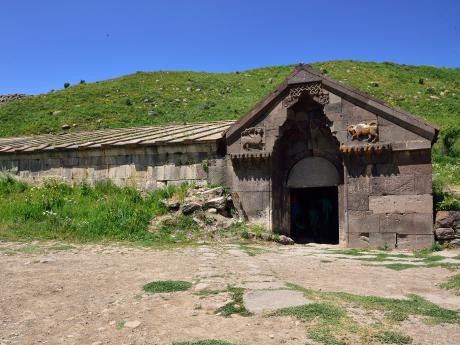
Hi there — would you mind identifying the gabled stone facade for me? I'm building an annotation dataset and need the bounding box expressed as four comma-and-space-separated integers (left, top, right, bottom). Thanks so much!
224, 65, 438, 249
0, 65, 439, 249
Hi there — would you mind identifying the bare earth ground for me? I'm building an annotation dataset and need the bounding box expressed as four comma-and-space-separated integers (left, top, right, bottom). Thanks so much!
1, 241, 460, 345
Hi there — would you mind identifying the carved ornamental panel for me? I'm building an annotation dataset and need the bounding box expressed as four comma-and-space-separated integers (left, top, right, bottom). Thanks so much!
241, 127, 265, 151
282, 82, 329, 108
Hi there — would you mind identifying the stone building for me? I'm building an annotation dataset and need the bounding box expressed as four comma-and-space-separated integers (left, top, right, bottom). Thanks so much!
0, 65, 439, 249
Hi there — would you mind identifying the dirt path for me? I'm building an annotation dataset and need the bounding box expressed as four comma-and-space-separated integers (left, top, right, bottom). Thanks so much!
1, 241, 459, 345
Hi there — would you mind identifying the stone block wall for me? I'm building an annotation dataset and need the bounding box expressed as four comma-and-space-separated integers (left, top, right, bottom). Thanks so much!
347, 149, 434, 249
434, 211, 460, 248
0, 143, 226, 190
228, 158, 272, 229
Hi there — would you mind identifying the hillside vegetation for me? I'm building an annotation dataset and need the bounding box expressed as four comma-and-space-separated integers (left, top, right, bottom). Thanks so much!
0, 60, 458, 186
0, 176, 256, 243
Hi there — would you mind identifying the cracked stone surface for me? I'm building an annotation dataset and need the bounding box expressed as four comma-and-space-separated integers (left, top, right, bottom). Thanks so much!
244, 290, 311, 314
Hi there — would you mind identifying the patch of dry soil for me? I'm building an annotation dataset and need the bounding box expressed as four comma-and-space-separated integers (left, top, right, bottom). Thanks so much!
1, 242, 459, 345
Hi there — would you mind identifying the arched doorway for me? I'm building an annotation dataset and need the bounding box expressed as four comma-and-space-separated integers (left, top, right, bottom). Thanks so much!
288, 157, 340, 244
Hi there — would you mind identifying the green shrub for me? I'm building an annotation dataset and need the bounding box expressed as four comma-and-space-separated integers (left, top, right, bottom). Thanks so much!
0, 174, 28, 194
433, 177, 460, 211
63, 82, 70, 89
442, 126, 460, 158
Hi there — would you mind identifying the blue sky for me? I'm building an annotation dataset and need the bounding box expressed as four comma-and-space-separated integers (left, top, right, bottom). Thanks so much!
1, 0, 459, 94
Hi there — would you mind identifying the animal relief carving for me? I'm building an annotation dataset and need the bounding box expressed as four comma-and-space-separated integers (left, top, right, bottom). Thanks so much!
347, 121, 378, 143
241, 127, 264, 151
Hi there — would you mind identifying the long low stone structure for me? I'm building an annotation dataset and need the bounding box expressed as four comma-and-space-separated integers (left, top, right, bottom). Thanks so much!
1, 143, 223, 190
0, 65, 440, 249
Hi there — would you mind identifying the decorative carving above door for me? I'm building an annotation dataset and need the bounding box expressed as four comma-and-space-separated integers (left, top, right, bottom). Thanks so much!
282, 82, 329, 108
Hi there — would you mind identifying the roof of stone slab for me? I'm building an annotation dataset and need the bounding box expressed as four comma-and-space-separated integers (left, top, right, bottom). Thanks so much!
226, 64, 440, 143
0, 121, 235, 154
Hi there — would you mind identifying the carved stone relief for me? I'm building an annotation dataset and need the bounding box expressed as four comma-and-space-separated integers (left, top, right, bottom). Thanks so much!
241, 127, 265, 151
347, 121, 379, 143
282, 82, 329, 108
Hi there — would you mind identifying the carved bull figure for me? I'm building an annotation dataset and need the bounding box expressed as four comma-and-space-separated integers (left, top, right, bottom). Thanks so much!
241, 127, 264, 150
347, 121, 378, 143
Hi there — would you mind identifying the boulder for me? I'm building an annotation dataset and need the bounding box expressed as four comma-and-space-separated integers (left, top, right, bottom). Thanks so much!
182, 202, 202, 215
435, 211, 460, 230
434, 227, 456, 240
261, 233, 273, 241
216, 217, 234, 230
247, 231, 257, 239
192, 216, 206, 228
203, 196, 226, 211
124, 320, 141, 329
161, 199, 180, 211
448, 239, 460, 248
198, 186, 224, 197
277, 235, 295, 245
148, 214, 175, 232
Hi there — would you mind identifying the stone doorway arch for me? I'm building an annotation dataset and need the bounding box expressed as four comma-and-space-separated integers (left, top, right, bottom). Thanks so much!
287, 157, 340, 188
288, 157, 340, 244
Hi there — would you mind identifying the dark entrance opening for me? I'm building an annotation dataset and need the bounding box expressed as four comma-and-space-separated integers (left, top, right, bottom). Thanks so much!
290, 187, 339, 244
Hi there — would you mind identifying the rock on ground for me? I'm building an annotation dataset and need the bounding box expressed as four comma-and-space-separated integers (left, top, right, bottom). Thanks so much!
277, 235, 295, 245
244, 290, 311, 314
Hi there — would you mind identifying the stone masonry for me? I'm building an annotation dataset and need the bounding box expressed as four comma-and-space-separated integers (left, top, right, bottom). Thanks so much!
0, 143, 226, 190
0, 65, 440, 249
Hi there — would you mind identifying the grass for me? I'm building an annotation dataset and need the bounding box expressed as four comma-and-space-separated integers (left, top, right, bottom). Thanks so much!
238, 244, 269, 256
381, 263, 420, 271
0, 242, 82, 256
425, 262, 460, 271
421, 255, 445, 263
373, 331, 412, 344
195, 288, 223, 297
0, 175, 203, 244
272, 303, 349, 345
0, 175, 256, 244
285, 283, 460, 324
326, 248, 369, 256
356, 253, 413, 263
413, 243, 443, 258
116, 320, 125, 330
143, 280, 192, 294
273, 303, 346, 322
173, 341, 238, 345
440, 274, 460, 293
1, 61, 458, 138
271, 283, 460, 345
371, 261, 460, 271
47, 244, 76, 251
215, 287, 251, 317
0, 60, 458, 186
326, 243, 459, 271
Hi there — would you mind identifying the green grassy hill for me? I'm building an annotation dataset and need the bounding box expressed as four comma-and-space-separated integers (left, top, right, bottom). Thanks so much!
0, 60, 459, 187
